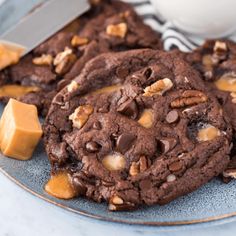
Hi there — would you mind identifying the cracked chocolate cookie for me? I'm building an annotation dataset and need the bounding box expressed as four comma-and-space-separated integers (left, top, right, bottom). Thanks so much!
0, 0, 161, 116
44, 49, 232, 210
180, 40, 236, 181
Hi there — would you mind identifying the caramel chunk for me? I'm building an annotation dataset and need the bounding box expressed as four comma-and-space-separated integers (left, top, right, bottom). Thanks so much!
197, 125, 220, 142
0, 99, 42, 160
0, 41, 25, 70
138, 109, 154, 128
0, 85, 40, 98
45, 172, 76, 199
102, 152, 126, 171
214, 75, 236, 92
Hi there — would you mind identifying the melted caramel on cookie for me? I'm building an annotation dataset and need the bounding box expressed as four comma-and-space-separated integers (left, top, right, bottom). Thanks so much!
214, 75, 236, 92
91, 84, 123, 95
45, 172, 76, 199
197, 125, 220, 142
0, 85, 40, 98
138, 109, 154, 128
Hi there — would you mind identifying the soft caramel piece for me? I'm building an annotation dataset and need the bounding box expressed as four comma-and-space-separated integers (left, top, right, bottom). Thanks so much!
0, 99, 42, 160
0, 85, 40, 98
138, 109, 154, 128
102, 152, 126, 171
91, 85, 123, 95
0, 41, 25, 70
214, 75, 236, 92
45, 172, 76, 199
197, 125, 221, 142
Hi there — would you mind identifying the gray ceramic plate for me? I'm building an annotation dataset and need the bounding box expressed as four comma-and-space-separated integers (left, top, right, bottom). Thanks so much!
0, 103, 236, 226
1, 0, 236, 229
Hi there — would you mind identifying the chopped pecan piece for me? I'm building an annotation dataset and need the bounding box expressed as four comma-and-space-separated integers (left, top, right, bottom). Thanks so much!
143, 78, 173, 96
69, 105, 93, 129
108, 195, 136, 211
32, 54, 53, 66
54, 47, 76, 75
106, 23, 127, 38
129, 156, 149, 176
67, 81, 79, 92
71, 36, 89, 47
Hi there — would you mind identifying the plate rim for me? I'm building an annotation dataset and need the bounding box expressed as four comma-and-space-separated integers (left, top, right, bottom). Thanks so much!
1, 165, 236, 227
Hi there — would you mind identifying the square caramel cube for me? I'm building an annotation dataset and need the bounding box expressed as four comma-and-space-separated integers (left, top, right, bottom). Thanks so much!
0, 99, 42, 160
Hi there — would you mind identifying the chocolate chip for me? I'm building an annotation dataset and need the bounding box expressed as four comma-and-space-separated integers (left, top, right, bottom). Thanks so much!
166, 110, 179, 124
144, 67, 152, 79
116, 67, 129, 78
93, 121, 101, 130
157, 138, 177, 154
117, 99, 138, 119
85, 141, 101, 153
159, 139, 170, 153
116, 133, 136, 153
168, 161, 182, 172
72, 177, 87, 195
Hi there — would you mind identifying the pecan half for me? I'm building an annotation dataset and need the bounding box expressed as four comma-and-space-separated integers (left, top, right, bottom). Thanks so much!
170, 90, 207, 108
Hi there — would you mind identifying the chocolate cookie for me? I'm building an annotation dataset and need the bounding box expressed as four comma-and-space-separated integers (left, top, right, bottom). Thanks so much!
180, 40, 236, 181
44, 49, 231, 210
0, 0, 161, 116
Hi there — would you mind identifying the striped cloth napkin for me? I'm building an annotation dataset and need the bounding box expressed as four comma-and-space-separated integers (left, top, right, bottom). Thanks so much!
2, 0, 236, 52
123, 0, 236, 52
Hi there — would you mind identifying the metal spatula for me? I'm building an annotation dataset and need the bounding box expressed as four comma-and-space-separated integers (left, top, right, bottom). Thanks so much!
0, 0, 90, 69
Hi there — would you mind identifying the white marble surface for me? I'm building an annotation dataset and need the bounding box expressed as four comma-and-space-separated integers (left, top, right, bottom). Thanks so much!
1, 172, 236, 236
